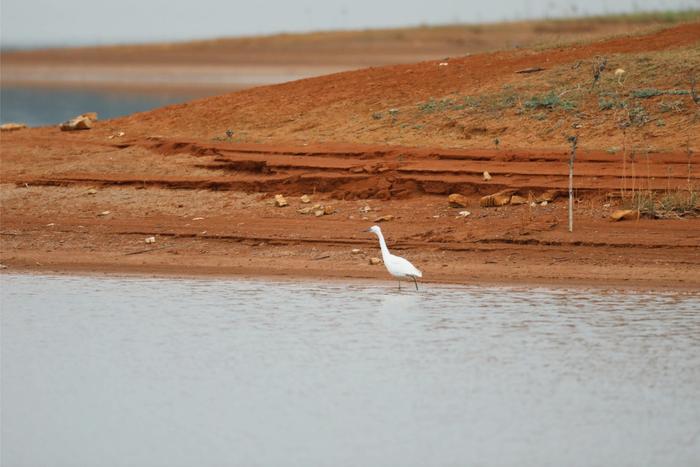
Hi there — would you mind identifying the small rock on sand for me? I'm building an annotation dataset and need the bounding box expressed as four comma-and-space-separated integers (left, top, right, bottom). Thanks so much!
323, 205, 335, 215
369, 257, 382, 265
457, 210, 471, 218
480, 189, 517, 207
535, 190, 561, 203
60, 115, 94, 131
448, 193, 469, 207
86, 188, 97, 195
97, 210, 111, 216
274, 194, 288, 207
373, 214, 394, 222
145, 236, 156, 244
300, 194, 311, 204
298, 207, 313, 215
351, 248, 362, 255
610, 209, 639, 221
483, 171, 492, 181
1, 123, 27, 132
314, 210, 325, 217
510, 195, 527, 205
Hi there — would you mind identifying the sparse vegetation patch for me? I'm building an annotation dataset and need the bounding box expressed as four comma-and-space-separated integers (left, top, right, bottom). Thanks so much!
524, 92, 576, 111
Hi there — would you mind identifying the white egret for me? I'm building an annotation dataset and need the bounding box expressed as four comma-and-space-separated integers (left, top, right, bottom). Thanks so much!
366, 225, 422, 290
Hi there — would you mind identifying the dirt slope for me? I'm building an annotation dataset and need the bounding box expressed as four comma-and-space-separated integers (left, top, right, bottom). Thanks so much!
2, 23, 699, 287
104, 22, 700, 150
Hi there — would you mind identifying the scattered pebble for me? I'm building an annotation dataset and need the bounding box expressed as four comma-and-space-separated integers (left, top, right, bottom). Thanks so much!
97, 211, 111, 216
480, 189, 515, 207
369, 257, 382, 265
314, 210, 325, 217
86, 188, 97, 195
0, 264, 7, 269
145, 236, 156, 244
540, 200, 548, 206
448, 193, 469, 207
351, 248, 362, 255
535, 190, 561, 203
46, 223, 55, 227
1, 123, 27, 132
457, 210, 471, 218
192, 217, 204, 221
610, 209, 639, 221
298, 207, 313, 215
274, 194, 288, 207
300, 194, 311, 204
374, 214, 394, 222
359, 205, 372, 213
439, 62, 449, 66
323, 205, 335, 215
483, 171, 492, 181
510, 195, 527, 205
60, 113, 95, 131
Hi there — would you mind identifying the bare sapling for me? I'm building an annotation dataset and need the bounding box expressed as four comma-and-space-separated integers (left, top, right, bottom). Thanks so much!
567, 135, 578, 232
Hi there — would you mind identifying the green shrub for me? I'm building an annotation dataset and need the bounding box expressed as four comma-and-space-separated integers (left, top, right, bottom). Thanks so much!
524, 92, 576, 111
632, 88, 664, 98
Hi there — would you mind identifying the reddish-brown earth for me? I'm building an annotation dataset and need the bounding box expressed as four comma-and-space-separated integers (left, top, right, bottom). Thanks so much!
2, 23, 699, 288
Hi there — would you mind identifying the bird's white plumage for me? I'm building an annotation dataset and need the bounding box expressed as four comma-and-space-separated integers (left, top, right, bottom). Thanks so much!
367, 225, 422, 285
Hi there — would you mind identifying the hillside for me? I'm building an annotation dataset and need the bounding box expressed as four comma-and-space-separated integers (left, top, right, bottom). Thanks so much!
110, 22, 700, 150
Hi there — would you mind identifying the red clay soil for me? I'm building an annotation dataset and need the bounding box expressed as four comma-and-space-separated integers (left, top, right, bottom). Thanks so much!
100, 23, 700, 145
2, 24, 699, 288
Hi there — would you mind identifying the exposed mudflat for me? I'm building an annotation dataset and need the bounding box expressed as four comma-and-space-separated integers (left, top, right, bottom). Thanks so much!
2, 23, 699, 287
2, 132, 698, 288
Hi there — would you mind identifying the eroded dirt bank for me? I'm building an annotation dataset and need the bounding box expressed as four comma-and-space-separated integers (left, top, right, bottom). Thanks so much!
1, 131, 698, 289
2, 23, 699, 288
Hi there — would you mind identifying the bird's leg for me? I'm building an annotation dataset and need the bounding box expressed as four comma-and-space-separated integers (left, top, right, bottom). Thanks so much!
398, 280, 401, 291
412, 276, 419, 291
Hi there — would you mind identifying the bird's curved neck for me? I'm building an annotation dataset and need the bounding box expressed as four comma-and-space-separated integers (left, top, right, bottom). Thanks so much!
375, 231, 390, 259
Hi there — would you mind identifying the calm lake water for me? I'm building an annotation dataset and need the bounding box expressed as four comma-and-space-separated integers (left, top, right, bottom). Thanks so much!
0, 86, 212, 127
1, 274, 699, 467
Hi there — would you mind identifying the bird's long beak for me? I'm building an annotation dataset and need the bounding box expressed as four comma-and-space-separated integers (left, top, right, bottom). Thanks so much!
363, 228, 371, 232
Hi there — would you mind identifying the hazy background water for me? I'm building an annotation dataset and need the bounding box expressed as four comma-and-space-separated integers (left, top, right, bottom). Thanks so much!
0, 86, 211, 127
1, 274, 699, 467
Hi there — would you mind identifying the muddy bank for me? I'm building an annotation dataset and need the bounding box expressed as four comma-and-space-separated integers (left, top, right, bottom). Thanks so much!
1, 132, 698, 289
2, 24, 699, 288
